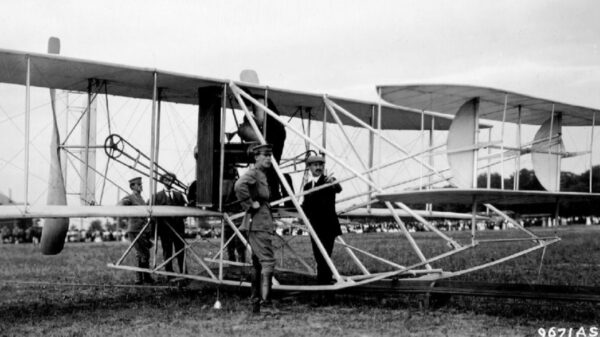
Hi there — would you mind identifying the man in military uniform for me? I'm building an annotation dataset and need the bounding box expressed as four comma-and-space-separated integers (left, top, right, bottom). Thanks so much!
234, 144, 276, 313
119, 177, 154, 285
302, 155, 342, 285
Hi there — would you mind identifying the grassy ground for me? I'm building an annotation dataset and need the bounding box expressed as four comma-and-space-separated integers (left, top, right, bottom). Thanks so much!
1, 225, 599, 336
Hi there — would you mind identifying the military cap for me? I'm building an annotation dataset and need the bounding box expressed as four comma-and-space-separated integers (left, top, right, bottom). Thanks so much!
249, 143, 273, 155
128, 177, 142, 185
306, 155, 325, 165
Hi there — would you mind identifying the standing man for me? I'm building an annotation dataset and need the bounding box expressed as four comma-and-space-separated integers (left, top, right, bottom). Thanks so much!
119, 177, 154, 285
302, 155, 342, 285
234, 144, 276, 313
150, 172, 187, 276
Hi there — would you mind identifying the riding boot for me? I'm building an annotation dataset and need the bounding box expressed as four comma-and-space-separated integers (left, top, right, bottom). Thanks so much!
250, 267, 261, 313
261, 272, 274, 305
260, 272, 278, 313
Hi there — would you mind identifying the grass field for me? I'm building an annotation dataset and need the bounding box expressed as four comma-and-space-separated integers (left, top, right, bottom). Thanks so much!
1, 225, 599, 336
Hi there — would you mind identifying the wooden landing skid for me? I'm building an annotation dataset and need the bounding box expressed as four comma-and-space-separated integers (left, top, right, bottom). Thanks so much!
106, 210, 559, 292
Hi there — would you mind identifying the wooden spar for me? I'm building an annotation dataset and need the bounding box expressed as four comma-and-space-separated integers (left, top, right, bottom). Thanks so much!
591, 112, 596, 193
427, 116, 435, 212
272, 232, 316, 274
218, 220, 225, 281
500, 94, 507, 190
336, 239, 406, 270
151, 92, 162, 269
336, 236, 370, 275
515, 105, 522, 190
230, 83, 347, 284
419, 109, 425, 190
82, 79, 96, 206
222, 213, 253, 257
322, 104, 327, 149
484, 203, 537, 238
471, 197, 477, 245
367, 105, 375, 213
167, 224, 217, 279
384, 201, 431, 268
218, 84, 227, 212
24, 55, 30, 209
148, 72, 158, 207
432, 238, 559, 280
487, 129, 491, 189
154, 93, 162, 176
377, 88, 382, 188
115, 220, 152, 266
473, 98, 480, 189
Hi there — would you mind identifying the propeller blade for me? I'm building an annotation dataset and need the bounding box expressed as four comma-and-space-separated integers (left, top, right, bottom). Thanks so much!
41, 36, 69, 255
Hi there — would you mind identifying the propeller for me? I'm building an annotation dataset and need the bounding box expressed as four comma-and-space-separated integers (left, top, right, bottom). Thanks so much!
40, 37, 70, 255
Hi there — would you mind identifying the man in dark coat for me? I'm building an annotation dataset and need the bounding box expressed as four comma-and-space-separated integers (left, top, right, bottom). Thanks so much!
150, 172, 187, 275
302, 155, 342, 284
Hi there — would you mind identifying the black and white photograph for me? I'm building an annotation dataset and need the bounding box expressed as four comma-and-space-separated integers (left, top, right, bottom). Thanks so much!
1, 1, 599, 336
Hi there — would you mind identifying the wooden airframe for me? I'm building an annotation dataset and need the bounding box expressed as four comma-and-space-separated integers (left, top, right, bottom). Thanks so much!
3, 48, 597, 292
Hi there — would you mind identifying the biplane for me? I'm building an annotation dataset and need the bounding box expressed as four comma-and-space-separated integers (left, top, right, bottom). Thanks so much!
1, 38, 599, 293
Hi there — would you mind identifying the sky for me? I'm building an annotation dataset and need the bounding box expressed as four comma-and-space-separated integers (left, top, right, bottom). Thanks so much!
1, 0, 600, 205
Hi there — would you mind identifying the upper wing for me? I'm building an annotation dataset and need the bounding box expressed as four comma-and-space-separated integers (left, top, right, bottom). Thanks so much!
0, 48, 454, 130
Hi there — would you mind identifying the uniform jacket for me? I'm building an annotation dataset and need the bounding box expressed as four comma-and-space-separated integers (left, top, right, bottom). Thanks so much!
149, 189, 186, 232
234, 168, 274, 232
302, 175, 342, 239
118, 193, 147, 233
